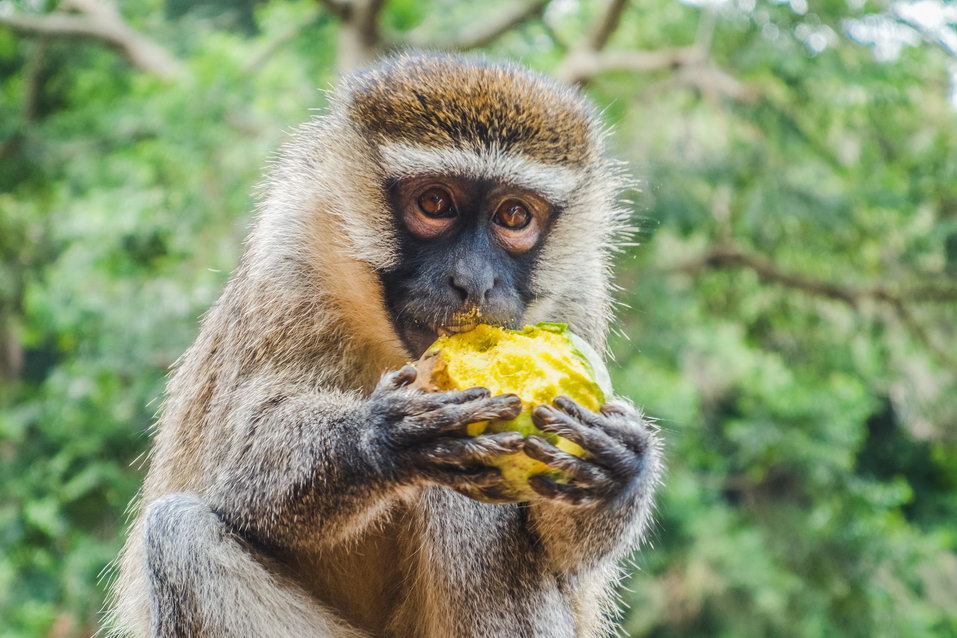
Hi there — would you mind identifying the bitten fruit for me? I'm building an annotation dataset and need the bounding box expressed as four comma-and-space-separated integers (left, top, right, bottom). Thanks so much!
413, 322, 612, 500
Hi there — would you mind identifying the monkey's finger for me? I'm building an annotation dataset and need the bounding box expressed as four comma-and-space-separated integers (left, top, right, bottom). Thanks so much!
567, 398, 652, 454
527, 475, 602, 507
522, 436, 607, 486
377, 365, 418, 392
554, 396, 650, 456
532, 405, 633, 473
424, 386, 492, 406
447, 394, 522, 423
405, 395, 522, 437
532, 404, 616, 453
443, 468, 525, 504
414, 432, 525, 467
599, 400, 633, 419
423, 465, 503, 492
553, 396, 607, 429
395, 387, 492, 419
601, 418, 653, 455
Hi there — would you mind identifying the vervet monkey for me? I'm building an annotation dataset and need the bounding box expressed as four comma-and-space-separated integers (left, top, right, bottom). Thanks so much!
106, 54, 662, 638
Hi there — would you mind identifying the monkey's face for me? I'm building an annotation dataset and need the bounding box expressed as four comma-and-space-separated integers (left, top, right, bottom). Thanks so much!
381, 175, 554, 357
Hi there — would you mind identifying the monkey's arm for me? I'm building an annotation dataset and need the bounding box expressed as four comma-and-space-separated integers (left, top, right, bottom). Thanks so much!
521, 397, 662, 572
205, 367, 523, 549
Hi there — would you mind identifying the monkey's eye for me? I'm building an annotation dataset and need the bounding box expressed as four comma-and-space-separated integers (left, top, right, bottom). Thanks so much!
493, 200, 532, 230
417, 187, 456, 218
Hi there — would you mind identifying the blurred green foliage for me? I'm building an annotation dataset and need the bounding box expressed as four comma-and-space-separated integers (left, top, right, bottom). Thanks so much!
1, 1, 955, 636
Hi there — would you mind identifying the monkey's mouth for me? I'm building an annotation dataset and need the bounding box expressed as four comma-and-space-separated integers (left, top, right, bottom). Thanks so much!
435, 324, 476, 337
432, 306, 483, 337
433, 308, 481, 337
394, 306, 517, 358
398, 312, 491, 357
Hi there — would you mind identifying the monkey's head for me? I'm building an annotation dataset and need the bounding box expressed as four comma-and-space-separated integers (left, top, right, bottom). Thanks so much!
254, 54, 627, 365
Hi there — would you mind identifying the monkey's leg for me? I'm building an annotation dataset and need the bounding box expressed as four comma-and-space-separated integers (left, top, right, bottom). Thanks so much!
143, 493, 367, 638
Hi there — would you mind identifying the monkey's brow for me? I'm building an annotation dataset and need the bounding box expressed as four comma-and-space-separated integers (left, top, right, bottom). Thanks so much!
377, 143, 580, 206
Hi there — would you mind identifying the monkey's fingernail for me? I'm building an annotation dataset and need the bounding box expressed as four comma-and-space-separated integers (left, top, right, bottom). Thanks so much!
534, 405, 555, 419
397, 365, 417, 382
601, 403, 627, 417
553, 396, 574, 409
492, 433, 525, 451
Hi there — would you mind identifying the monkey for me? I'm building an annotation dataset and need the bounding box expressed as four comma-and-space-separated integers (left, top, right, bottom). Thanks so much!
104, 53, 662, 638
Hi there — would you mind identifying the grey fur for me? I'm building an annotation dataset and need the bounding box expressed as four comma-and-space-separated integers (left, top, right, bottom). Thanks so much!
104, 53, 662, 638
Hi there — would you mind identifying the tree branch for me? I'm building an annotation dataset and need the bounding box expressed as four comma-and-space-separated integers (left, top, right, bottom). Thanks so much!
556, 0, 630, 85
672, 242, 957, 367
557, 42, 759, 100
885, 298, 957, 369
560, 46, 697, 81
890, 8, 957, 56
553, 1, 756, 101
419, 0, 551, 51
329, 0, 386, 73
21, 36, 49, 124
0, 0, 181, 78
673, 243, 957, 307
316, 0, 351, 21
585, 0, 629, 52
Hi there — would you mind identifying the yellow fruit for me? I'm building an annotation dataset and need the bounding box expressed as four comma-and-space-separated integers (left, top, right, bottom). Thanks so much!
413, 322, 611, 500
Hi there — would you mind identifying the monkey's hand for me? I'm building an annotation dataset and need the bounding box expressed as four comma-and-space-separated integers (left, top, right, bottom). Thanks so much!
519, 396, 661, 571
523, 396, 660, 507
368, 365, 526, 503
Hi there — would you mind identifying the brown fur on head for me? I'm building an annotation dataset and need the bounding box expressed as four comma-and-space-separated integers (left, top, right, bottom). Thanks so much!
347, 55, 598, 166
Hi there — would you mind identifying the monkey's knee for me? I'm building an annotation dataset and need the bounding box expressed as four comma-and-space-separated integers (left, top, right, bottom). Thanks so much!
143, 492, 223, 636
144, 492, 222, 577
142, 493, 362, 638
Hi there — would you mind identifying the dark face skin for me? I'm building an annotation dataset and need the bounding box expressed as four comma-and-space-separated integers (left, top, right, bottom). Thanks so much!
380, 175, 556, 357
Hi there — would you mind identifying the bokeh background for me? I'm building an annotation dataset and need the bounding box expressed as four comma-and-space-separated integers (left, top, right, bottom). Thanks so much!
1, 0, 956, 636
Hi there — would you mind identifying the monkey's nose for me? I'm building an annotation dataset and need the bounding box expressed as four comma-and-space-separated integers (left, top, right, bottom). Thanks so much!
450, 266, 495, 306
